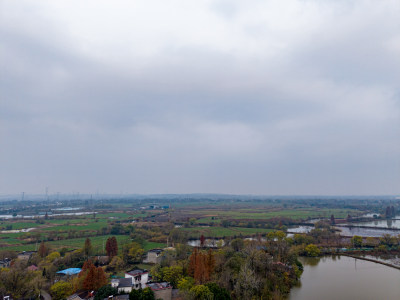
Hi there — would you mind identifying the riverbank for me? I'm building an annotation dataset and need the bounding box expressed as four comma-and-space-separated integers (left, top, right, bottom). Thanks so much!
340, 253, 400, 270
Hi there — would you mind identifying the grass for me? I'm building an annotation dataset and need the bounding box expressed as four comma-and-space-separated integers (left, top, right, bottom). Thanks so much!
0, 221, 40, 230
143, 241, 166, 251
183, 208, 362, 220
3, 235, 131, 253
181, 226, 273, 238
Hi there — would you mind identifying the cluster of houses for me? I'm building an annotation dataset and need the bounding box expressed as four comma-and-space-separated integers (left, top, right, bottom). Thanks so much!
67, 248, 172, 300
1, 248, 173, 300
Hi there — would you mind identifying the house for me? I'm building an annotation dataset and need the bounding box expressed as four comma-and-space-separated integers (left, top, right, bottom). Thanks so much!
17, 251, 36, 260
67, 291, 94, 300
111, 278, 135, 293
147, 282, 172, 300
0, 258, 11, 268
104, 295, 129, 300
143, 249, 163, 264
125, 269, 149, 289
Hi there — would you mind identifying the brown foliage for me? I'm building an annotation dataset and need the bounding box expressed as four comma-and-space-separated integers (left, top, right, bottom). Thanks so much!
79, 260, 107, 291
38, 241, 49, 258
188, 248, 215, 284
105, 236, 118, 258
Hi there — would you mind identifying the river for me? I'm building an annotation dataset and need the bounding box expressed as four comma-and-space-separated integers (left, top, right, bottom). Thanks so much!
289, 255, 400, 300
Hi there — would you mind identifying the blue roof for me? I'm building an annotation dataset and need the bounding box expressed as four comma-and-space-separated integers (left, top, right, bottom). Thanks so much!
57, 268, 82, 275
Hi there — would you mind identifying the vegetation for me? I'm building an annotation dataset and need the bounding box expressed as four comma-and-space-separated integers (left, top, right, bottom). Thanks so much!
0, 196, 399, 298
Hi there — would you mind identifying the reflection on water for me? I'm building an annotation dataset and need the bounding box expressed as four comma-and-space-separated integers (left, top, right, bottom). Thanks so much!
289, 256, 400, 300
335, 226, 400, 237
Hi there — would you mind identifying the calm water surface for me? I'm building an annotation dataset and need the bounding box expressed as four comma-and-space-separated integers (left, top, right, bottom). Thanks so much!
289, 256, 400, 300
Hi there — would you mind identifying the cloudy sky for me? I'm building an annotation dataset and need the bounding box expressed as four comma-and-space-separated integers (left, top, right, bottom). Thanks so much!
1, 0, 399, 195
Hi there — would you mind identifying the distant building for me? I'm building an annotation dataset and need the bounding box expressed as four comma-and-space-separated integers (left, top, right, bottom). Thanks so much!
143, 249, 163, 264
17, 251, 36, 260
0, 258, 11, 268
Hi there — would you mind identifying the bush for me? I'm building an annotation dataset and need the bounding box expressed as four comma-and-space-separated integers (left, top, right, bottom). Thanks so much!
305, 244, 320, 257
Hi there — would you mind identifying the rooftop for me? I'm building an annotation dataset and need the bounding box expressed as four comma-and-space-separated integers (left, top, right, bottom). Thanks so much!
126, 269, 148, 276
57, 268, 82, 275
147, 282, 172, 291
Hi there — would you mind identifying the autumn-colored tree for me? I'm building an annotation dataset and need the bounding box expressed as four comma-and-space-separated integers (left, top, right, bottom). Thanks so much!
195, 252, 207, 284
80, 260, 95, 275
200, 235, 206, 247
80, 260, 107, 291
205, 249, 215, 281
188, 248, 198, 276
94, 267, 107, 290
38, 241, 48, 258
83, 237, 93, 257
82, 263, 96, 290
106, 236, 118, 258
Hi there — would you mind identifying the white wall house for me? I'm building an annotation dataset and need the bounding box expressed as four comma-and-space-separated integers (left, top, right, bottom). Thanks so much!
124, 269, 149, 289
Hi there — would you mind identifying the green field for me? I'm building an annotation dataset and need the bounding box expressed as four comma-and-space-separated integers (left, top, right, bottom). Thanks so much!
3, 235, 131, 253
181, 226, 273, 238
181, 208, 361, 221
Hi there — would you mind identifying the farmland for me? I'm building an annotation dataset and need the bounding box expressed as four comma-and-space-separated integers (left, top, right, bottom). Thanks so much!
0, 195, 393, 255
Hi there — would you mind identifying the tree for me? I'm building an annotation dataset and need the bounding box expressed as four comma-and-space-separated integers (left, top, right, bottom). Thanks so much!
205, 282, 231, 300
330, 214, 335, 225
188, 248, 198, 277
38, 241, 49, 258
82, 263, 97, 290
351, 236, 363, 248
108, 256, 124, 272
80, 260, 107, 291
205, 249, 215, 281
94, 285, 118, 300
190, 285, 213, 300
0, 268, 39, 299
46, 251, 60, 262
305, 244, 320, 257
162, 265, 184, 288
106, 236, 118, 258
230, 239, 244, 252
50, 281, 73, 300
128, 242, 144, 263
84, 238, 93, 257
200, 234, 206, 247
129, 287, 155, 300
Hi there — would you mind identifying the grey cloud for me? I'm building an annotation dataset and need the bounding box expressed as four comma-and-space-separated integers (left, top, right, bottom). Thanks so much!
0, 0, 399, 195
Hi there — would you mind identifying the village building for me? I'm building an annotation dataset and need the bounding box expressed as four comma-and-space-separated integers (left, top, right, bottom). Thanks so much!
67, 291, 94, 300
143, 249, 163, 264
0, 258, 11, 268
147, 282, 172, 300
17, 251, 36, 260
111, 278, 135, 293
124, 268, 149, 289
103, 295, 129, 300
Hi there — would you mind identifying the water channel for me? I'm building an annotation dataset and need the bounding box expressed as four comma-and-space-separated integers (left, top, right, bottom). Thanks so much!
289, 255, 400, 300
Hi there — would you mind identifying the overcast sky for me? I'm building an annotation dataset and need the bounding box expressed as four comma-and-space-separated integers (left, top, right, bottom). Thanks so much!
1, 0, 399, 196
